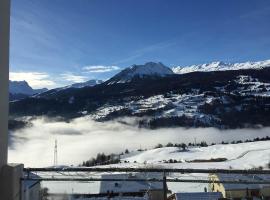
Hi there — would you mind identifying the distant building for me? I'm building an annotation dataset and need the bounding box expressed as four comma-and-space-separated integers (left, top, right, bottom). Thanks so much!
209, 173, 270, 199
99, 173, 166, 200
168, 192, 223, 200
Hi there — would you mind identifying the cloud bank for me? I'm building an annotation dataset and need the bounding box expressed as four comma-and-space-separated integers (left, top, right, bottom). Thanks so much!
8, 116, 270, 167
83, 65, 120, 73
60, 73, 88, 83
9, 72, 56, 89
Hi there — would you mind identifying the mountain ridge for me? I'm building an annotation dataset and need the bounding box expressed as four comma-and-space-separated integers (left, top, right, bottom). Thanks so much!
172, 59, 270, 74
9, 67, 270, 129
9, 80, 48, 101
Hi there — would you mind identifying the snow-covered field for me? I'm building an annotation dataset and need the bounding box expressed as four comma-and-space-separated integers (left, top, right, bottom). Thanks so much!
121, 140, 270, 169
41, 140, 270, 195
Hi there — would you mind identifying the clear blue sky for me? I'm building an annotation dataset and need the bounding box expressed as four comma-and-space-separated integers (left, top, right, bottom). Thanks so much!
10, 0, 270, 88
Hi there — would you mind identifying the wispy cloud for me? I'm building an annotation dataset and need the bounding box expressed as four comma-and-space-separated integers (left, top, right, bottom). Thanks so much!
9, 72, 56, 89
60, 73, 87, 83
82, 65, 120, 73
114, 39, 178, 64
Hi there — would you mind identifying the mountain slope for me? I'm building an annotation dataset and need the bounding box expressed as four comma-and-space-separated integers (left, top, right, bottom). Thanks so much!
173, 59, 270, 74
10, 80, 35, 95
9, 80, 48, 100
107, 62, 173, 84
35, 79, 103, 99
9, 67, 270, 129
68, 79, 103, 88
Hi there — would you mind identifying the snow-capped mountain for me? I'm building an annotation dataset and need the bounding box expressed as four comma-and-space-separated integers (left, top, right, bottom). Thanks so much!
64, 79, 103, 89
10, 67, 270, 129
172, 59, 270, 74
9, 59, 270, 129
9, 80, 48, 95
107, 62, 174, 84
33, 79, 103, 99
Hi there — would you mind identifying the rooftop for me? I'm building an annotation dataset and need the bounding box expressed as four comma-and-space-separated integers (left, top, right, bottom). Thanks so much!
100, 173, 164, 193
174, 192, 222, 200
214, 173, 270, 190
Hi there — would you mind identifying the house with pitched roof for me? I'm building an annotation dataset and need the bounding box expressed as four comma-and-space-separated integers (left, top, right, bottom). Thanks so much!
209, 173, 270, 199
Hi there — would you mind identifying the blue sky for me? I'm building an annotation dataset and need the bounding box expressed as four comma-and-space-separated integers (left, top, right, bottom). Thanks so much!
10, 0, 270, 88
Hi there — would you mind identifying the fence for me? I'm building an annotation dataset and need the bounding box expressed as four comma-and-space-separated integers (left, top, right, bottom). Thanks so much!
21, 167, 270, 200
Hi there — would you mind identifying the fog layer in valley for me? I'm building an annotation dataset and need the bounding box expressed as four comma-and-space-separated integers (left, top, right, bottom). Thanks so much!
8, 116, 270, 167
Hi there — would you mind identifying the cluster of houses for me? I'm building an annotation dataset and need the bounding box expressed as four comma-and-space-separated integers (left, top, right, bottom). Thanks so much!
23, 172, 270, 200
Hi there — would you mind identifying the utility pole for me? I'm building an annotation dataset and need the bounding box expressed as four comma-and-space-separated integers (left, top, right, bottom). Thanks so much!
54, 140, 58, 166
163, 172, 167, 200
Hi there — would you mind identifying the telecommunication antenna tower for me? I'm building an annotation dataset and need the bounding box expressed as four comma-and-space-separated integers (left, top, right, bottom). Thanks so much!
54, 139, 58, 166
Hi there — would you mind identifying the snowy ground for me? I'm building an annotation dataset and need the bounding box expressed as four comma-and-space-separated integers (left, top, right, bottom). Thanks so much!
42, 140, 270, 195
121, 141, 270, 169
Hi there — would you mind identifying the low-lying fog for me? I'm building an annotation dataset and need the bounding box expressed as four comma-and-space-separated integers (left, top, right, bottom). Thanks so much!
8, 116, 270, 167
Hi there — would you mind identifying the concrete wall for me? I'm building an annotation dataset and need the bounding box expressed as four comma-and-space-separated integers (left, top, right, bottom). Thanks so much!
0, 2, 23, 200
0, 0, 10, 168
0, 164, 24, 200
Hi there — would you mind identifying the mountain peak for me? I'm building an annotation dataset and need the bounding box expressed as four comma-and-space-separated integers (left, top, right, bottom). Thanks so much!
107, 62, 173, 84
69, 79, 103, 88
9, 80, 48, 97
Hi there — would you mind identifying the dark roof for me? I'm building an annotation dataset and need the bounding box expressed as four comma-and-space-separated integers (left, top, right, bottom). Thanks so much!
175, 192, 222, 200
214, 173, 270, 190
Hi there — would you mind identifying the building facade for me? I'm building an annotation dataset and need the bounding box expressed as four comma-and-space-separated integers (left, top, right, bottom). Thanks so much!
209, 173, 270, 199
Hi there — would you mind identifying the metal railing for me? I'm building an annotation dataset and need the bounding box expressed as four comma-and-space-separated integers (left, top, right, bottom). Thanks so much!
21, 167, 270, 200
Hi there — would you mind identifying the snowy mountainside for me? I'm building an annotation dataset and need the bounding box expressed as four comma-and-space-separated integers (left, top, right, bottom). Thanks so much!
63, 79, 103, 89
121, 141, 270, 165
173, 59, 270, 74
34, 79, 103, 99
90, 70, 270, 128
107, 62, 174, 84
9, 80, 48, 95
9, 64, 270, 129
9, 80, 48, 101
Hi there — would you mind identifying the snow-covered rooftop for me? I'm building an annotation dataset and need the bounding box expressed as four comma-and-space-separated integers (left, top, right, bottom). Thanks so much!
214, 173, 270, 190
100, 173, 163, 193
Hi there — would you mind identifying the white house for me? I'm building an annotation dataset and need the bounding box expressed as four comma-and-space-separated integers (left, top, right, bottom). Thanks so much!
99, 173, 166, 200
